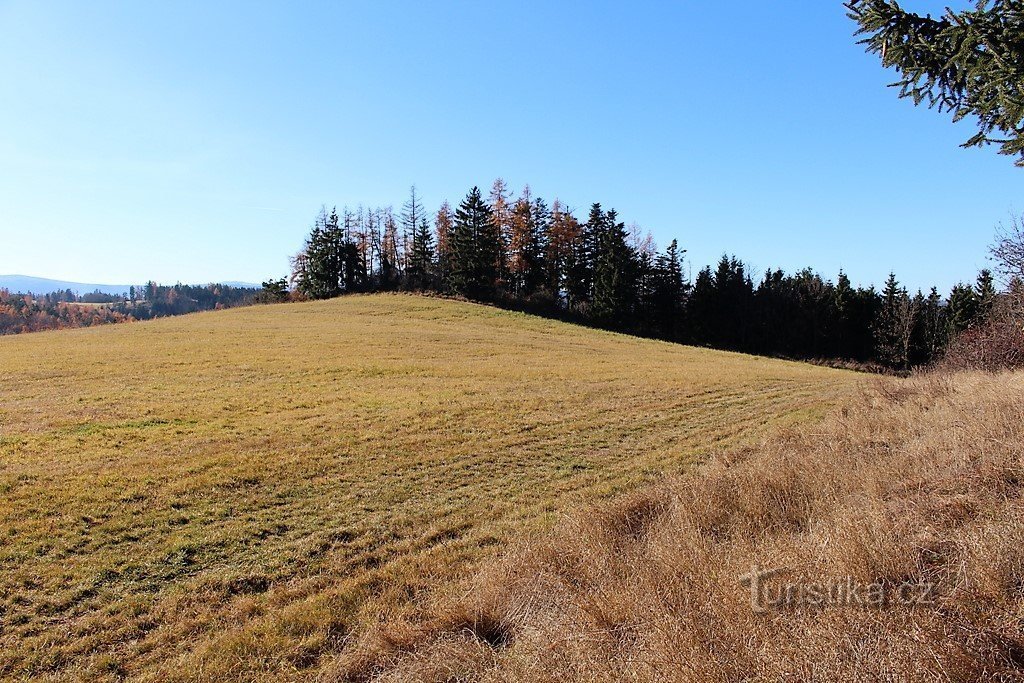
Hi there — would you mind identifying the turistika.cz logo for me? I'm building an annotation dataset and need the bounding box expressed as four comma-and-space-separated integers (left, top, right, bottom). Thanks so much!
738, 565, 937, 614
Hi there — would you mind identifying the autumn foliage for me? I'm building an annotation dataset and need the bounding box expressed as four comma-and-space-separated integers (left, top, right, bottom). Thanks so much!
0, 283, 259, 336
0, 289, 134, 334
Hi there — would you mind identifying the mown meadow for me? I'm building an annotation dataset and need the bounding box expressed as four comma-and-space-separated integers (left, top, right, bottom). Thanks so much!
0, 295, 857, 681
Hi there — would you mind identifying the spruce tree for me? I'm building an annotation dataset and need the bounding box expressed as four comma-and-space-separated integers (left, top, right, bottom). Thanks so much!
565, 204, 609, 315
450, 187, 498, 300
400, 186, 427, 276
976, 268, 998, 320
650, 239, 685, 339
687, 266, 716, 346
912, 286, 947, 364
407, 218, 436, 291
525, 197, 550, 297
947, 282, 980, 337
367, 207, 383, 285
848, 0, 1024, 165
296, 207, 344, 299
874, 273, 916, 370
476, 195, 501, 298
704, 255, 755, 351
283, 180, 971, 368
834, 271, 857, 358
591, 208, 637, 327
908, 289, 929, 365
324, 208, 346, 294
501, 191, 551, 300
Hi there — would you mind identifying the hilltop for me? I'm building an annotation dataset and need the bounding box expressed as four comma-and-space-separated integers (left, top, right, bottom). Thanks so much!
0, 294, 857, 681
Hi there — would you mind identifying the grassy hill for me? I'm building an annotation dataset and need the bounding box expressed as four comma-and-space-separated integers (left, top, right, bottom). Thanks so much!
0, 294, 857, 681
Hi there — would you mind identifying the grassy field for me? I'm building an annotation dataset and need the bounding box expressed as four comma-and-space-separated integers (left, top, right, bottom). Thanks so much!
0, 294, 857, 681
348, 370, 1024, 683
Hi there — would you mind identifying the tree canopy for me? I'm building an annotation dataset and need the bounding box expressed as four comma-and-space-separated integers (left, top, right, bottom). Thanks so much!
286, 179, 1013, 371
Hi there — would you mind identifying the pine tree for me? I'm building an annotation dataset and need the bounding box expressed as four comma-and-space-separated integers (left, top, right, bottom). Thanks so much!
259, 277, 289, 303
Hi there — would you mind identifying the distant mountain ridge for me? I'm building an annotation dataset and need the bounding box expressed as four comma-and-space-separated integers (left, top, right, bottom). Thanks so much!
0, 275, 260, 296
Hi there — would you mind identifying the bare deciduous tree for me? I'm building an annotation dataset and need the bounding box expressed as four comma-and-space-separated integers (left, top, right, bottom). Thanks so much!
991, 217, 1024, 285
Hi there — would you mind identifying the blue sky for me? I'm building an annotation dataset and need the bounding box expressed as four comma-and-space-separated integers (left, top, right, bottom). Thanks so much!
0, 0, 1015, 293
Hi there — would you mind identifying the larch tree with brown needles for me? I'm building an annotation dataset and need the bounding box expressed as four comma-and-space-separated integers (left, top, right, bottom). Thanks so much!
489, 178, 513, 287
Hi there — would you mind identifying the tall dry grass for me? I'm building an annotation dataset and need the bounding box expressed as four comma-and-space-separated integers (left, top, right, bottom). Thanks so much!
333, 370, 1024, 682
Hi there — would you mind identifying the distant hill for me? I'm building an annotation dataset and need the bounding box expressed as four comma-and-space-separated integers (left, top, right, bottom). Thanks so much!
0, 275, 259, 295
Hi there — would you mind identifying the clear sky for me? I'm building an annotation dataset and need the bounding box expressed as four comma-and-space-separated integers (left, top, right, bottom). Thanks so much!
0, 0, 1016, 293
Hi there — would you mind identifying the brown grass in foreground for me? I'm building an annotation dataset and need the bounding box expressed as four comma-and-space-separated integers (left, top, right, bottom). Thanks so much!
335, 370, 1024, 682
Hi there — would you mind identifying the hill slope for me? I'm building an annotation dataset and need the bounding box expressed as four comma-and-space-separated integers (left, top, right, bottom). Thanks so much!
0, 294, 857, 681
339, 371, 1024, 683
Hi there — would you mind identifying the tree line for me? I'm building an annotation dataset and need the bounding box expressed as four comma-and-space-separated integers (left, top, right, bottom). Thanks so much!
0, 283, 259, 335
286, 181, 1011, 371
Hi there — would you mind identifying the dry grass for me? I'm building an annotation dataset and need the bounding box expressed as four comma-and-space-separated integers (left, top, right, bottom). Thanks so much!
338, 370, 1024, 682
0, 294, 854, 681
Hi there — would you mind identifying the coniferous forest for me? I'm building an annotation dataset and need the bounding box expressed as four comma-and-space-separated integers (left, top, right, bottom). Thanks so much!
285, 181, 1008, 372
